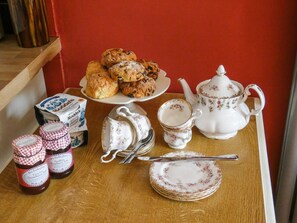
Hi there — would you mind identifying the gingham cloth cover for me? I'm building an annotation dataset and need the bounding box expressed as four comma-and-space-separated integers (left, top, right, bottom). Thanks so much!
39, 121, 71, 151
12, 134, 46, 165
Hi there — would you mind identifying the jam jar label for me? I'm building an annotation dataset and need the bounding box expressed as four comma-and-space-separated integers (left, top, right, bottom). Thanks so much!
47, 150, 73, 173
16, 163, 49, 187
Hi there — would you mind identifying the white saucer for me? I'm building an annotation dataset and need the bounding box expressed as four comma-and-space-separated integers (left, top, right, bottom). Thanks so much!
149, 151, 222, 201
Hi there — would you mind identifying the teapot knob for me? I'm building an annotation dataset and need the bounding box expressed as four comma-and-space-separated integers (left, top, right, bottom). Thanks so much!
216, 65, 226, 76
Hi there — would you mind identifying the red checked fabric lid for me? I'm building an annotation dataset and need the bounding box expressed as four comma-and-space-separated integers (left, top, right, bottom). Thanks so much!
39, 121, 71, 151
12, 134, 46, 165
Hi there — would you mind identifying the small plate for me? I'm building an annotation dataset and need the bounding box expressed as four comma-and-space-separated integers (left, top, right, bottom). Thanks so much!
79, 69, 170, 105
149, 151, 222, 201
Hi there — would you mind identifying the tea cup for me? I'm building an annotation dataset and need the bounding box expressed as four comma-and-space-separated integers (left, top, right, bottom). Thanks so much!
163, 128, 192, 149
158, 99, 202, 149
101, 117, 134, 163
116, 106, 151, 141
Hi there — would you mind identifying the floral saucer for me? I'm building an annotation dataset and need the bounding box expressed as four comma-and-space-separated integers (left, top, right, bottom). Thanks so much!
149, 151, 222, 201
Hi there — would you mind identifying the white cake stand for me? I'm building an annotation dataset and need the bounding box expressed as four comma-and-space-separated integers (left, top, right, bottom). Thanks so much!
79, 69, 171, 117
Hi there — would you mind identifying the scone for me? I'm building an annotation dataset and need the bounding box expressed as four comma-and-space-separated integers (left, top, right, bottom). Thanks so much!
109, 61, 147, 82
85, 73, 119, 99
101, 48, 137, 68
86, 60, 109, 80
138, 59, 160, 80
119, 76, 156, 98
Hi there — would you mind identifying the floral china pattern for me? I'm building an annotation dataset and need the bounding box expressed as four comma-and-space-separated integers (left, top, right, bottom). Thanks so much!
130, 114, 150, 140
197, 95, 240, 112
199, 83, 241, 99
150, 151, 222, 194
163, 129, 192, 149
109, 122, 131, 149
169, 103, 185, 112
102, 118, 132, 153
116, 106, 151, 141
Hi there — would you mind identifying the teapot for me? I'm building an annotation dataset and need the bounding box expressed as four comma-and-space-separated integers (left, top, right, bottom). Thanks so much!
179, 65, 265, 140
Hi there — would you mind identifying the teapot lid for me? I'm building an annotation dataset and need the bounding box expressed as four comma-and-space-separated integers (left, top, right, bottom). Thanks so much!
199, 65, 241, 98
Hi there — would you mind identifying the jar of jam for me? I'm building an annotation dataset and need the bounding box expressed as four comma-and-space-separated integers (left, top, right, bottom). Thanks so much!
12, 134, 50, 195
39, 121, 74, 179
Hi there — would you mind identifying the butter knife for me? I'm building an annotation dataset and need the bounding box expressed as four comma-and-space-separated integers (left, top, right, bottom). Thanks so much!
137, 154, 239, 162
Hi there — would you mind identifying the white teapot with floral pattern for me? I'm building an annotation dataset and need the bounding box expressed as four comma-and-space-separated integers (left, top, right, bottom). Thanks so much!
179, 65, 265, 140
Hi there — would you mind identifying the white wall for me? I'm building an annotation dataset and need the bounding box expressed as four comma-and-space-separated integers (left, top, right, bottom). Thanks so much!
0, 69, 47, 172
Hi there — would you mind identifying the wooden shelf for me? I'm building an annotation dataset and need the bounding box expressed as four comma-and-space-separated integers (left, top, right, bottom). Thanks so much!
0, 35, 61, 111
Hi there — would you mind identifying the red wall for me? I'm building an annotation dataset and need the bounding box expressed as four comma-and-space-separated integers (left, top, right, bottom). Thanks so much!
44, 0, 297, 190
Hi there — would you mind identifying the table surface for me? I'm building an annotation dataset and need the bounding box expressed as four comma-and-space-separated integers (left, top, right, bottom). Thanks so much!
0, 89, 273, 223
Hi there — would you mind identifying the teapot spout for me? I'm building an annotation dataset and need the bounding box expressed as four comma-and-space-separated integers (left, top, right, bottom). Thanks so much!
178, 78, 198, 106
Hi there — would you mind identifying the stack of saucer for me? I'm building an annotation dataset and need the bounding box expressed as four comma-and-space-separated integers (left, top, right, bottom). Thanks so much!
149, 151, 222, 201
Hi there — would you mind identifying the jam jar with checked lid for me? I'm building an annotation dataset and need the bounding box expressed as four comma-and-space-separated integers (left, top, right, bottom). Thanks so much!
40, 121, 74, 178
12, 134, 50, 194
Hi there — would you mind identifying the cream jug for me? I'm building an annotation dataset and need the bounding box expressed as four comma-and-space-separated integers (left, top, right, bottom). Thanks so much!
179, 65, 265, 140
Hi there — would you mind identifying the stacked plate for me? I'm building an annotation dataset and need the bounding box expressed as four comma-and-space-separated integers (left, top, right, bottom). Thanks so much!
149, 151, 222, 201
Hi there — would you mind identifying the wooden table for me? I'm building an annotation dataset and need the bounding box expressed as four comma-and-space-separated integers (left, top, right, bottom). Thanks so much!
0, 89, 275, 222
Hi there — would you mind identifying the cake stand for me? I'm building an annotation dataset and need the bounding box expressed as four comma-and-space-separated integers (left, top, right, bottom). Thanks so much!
79, 69, 171, 117
79, 70, 171, 158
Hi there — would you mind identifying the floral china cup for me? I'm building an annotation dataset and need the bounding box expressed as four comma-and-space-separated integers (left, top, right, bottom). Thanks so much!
101, 117, 133, 163
116, 106, 151, 141
163, 128, 192, 149
179, 65, 265, 140
157, 99, 202, 149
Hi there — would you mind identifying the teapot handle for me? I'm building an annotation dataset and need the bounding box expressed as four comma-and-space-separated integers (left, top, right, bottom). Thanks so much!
242, 84, 265, 116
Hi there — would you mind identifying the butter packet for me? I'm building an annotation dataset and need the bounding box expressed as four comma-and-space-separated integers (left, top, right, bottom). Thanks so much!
34, 93, 88, 147
70, 119, 88, 148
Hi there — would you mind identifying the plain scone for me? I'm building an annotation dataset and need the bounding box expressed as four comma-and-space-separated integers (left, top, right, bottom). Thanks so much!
85, 73, 119, 99
85, 60, 109, 80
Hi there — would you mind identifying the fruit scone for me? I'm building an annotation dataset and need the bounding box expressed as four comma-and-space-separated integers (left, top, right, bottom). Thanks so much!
138, 59, 160, 80
119, 76, 156, 98
101, 48, 137, 68
108, 60, 147, 82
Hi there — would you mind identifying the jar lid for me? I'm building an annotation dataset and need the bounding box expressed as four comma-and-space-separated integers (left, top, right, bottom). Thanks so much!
12, 134, 46, 165
199, 65, 241, 98
39, 121, 68, 140
39, 121, 71, 151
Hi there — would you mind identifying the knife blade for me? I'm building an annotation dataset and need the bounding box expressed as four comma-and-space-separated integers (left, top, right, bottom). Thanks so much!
137, 154, 239, 162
